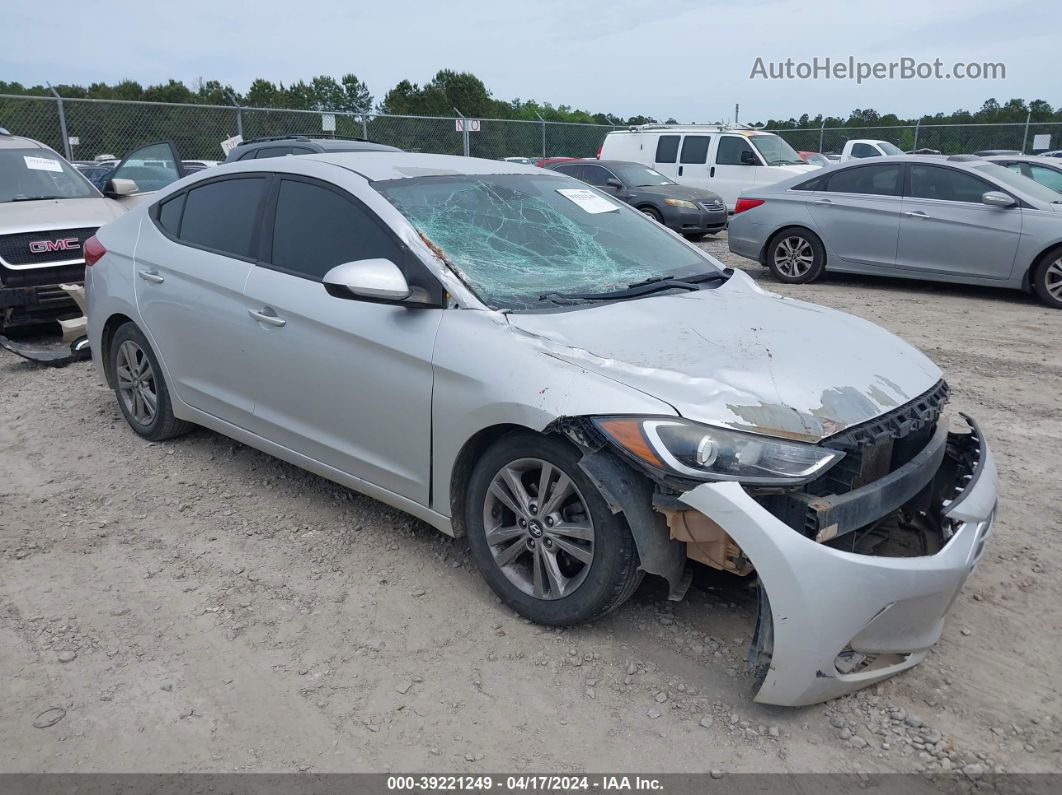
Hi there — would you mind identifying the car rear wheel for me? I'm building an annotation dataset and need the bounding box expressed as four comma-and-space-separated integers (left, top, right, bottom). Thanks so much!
640, 206, 663, 223
767, 228, 826, 284
1032, 247, 1062, 308
465, 432, 642, 625
110, 323, 193, 441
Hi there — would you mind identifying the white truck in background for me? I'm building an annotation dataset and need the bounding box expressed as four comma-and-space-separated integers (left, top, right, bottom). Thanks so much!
838, 139, 905, 162
598, 124, 816, 210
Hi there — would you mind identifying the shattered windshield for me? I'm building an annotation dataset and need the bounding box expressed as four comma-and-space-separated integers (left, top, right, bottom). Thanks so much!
374, 174, 713, 310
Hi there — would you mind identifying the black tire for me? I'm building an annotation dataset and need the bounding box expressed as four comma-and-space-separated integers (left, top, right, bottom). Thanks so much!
639, 206, 663, 223
1031, 246, 1062, 308
766, 227, 826, 284
109, 322, 193, 441
465, 431, 642, 626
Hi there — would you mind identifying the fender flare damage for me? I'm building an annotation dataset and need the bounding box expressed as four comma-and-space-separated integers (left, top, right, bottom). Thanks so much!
576, 446, 692, 601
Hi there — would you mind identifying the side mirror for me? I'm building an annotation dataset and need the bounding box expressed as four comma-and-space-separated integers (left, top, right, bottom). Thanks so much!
605, 177, 623, 190
739, 150, 758, 166
323, 258, 410, 302
105, 177, 139, 197
982, 191, 1016, 208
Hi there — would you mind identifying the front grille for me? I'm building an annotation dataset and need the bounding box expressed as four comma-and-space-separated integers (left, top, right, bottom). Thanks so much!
811, 380, 949, 495
759, 380, 950, 538
700, 201, 724, 211
0, 227, 97, 267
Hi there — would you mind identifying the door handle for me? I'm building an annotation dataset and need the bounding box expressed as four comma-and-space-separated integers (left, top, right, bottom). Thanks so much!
678, 165, 684, 176
248, 308, 286, 327
905, 211, 929, 218
137, 270, 164, 284
813, 198, 833, 205
709, 166, 715, 178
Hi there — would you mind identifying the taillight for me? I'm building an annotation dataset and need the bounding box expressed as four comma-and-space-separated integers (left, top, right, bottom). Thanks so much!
83, 235, 106, 266
595, 146, 602, 159
733, 198, 765, 214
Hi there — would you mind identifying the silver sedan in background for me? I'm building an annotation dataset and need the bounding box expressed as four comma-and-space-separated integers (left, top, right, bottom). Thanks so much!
85, 152, 996, 706
727, 154, 1062, 307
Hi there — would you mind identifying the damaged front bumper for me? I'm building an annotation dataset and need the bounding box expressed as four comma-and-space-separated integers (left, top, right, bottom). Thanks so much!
678, 417, 997, 706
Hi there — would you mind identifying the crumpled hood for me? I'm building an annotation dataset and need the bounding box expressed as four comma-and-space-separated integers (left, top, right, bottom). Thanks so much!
507, 273, 942, 441
0, 196, 125, 232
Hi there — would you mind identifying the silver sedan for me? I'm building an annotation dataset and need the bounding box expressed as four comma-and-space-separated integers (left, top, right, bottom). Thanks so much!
728, 154, 1062, 307
85, 152, 996, 705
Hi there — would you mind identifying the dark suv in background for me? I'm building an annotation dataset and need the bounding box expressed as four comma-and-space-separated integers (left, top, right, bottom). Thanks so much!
549, 159, 727, 239
223, 135, 400, 163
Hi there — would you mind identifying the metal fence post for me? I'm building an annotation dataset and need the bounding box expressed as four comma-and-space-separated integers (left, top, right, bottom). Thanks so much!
360, 108, 369, 140
1021, 110, 1031, 153
913, 120, 920, 151
454, 108, 469, 156
47, 85, 72, 160
536, 112, 546, 158
229, 95, 243, 139
818, 120, 825, 153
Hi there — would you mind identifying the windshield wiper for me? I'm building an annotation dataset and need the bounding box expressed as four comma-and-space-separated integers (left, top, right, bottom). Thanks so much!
11, 195, 66, 202
540, 271, 729, 304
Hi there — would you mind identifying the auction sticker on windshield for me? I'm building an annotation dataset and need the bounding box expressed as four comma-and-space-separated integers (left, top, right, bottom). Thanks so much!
24, 156, 63, 172
556, 188, 619, 214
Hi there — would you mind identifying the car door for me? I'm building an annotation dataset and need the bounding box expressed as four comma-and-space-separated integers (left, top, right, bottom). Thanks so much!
651, 134, 681, 180
806, 162, 904, 268
674, 135, 711, 188
580, 164, 627, 201
241, 175, 442, 503
711, 135, 761, 209
134, 174, 269, 427
105, 141, 187, 208
895, 163, 1022, 279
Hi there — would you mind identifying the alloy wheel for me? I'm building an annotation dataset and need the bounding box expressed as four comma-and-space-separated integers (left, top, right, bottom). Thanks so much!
115, 339, 158, 427
482, 457, 595, 600
774, 235, 815, 277
1045, 257, 1062, 301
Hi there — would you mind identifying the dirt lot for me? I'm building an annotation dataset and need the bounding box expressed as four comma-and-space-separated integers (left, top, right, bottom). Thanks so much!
2, 232, 1060, 775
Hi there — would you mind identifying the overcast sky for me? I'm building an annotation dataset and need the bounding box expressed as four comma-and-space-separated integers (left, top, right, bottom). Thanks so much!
2, 0, 1053, 122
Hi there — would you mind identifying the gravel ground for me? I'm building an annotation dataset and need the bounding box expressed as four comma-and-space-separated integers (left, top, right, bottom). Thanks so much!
1, 232, 1060, 774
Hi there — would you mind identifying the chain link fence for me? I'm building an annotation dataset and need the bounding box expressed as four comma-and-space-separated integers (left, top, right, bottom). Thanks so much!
0, 93, 614, 162
6, 93, 1062, 163
768, 122, 1062, 155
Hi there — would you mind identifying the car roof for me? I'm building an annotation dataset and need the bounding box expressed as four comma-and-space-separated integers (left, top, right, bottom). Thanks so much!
984, 154, 1061, 165
0, 134, 51, 151
305, 151, 548, 181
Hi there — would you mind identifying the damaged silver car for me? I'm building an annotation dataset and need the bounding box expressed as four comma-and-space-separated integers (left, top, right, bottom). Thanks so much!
85, 152, 998, 706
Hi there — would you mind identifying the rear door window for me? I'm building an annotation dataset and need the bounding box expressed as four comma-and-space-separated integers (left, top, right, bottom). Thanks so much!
908, 165, 994, 203
654, 135, 680, 164
679, 136, 710, 164
826, 164, 902, 196
268, 177, 404, 280
179, 177, 267, 259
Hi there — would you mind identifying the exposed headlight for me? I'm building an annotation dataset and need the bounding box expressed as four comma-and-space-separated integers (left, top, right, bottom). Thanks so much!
592, 417, 844, 485
663, 198, 698, 209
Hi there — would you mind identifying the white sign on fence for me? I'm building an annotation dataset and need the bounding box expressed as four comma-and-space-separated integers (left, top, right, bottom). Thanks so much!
220, 135, 243, 156
455, 118, 481, 132
68, 136, 79, 146
1033, 133, 1052, 151
322, 113, 336, 132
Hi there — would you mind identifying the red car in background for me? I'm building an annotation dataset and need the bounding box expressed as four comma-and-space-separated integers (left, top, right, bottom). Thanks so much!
797, 150, 831, 168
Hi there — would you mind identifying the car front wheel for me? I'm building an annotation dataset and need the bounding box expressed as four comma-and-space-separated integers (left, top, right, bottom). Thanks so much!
466, 432, 642, 625
1032, 247, 1062, 308
766, 227, 826, 284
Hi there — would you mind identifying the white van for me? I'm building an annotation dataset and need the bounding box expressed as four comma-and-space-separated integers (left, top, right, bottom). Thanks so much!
599, 125, 816, 210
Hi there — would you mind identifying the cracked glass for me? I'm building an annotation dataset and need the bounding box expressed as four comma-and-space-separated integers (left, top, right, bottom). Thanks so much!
375, 174, 713, 310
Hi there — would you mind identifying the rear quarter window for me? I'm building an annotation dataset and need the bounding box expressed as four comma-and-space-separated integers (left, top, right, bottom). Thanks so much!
655, 135, 680, 163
